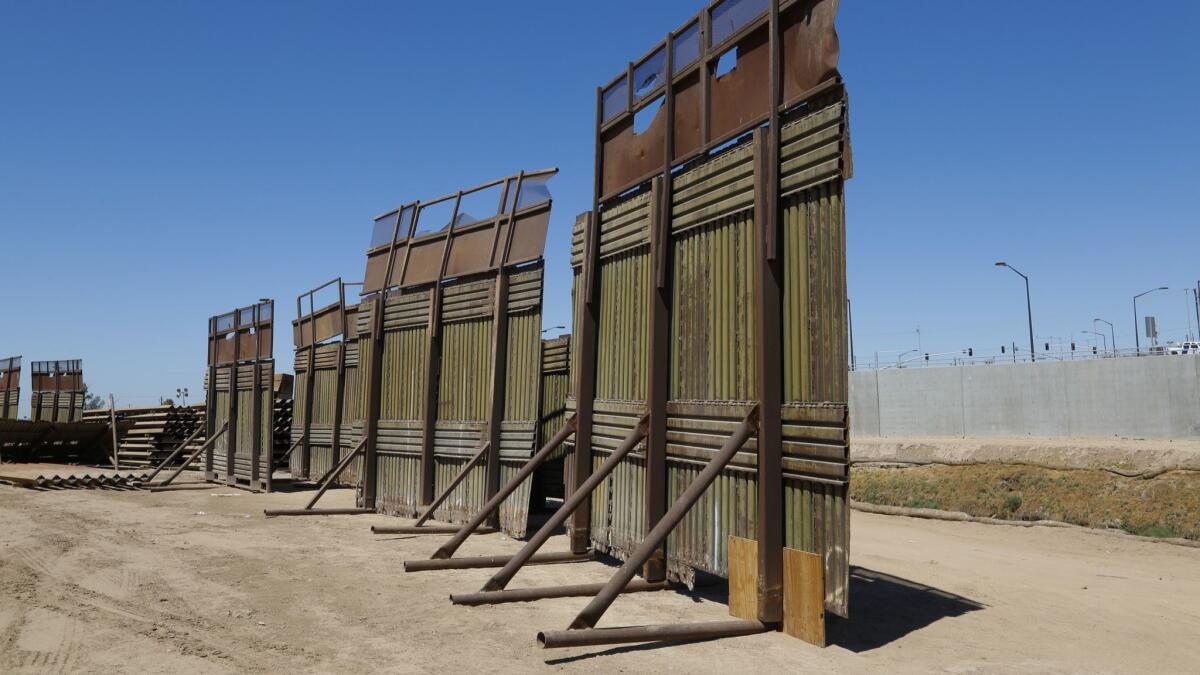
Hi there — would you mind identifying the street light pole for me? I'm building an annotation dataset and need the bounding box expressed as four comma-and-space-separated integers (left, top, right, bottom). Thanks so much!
1133, 287, 1168, 355
1085, 330, 1106, 353
1093, 318, 1115, 355
995, 262, 1035, 363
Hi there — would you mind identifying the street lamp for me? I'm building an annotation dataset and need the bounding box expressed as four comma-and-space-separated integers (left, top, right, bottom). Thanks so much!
1133, 287, 1168, 355
541, 325, 566, 335
995, 262, 1035, 362
1084, 330, 1107, 353
1093, 318, 1115, 355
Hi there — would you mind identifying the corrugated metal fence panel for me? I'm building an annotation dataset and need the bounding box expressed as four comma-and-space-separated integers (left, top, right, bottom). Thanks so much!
376, 417, 423, 516
310, 368, 338, 425
503, 310, 540, 424
438, 317, 493, 421
595, 247, 650, 401
383, 290, 432, 330
289, 368, 308, 476
209, 389, 231, 474
782, 181, 847, 404
575, 94, 851, 613
508, 265, 544, 313
381, 327, 426, 421
585, 401, 647, 559
442, 277, 494, 323
669, 209, 757, 401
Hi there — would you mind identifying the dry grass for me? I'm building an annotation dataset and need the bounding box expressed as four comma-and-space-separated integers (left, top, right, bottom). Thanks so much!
850, 464, 1200, 540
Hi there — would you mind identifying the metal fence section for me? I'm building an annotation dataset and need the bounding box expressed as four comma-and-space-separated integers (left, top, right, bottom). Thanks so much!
558, 0, 850, 644
204, 300, 277, 492
290, 279, 364, 485
30, 359, 84, 423
0, 356, 19, 420
357, 169, 558, 538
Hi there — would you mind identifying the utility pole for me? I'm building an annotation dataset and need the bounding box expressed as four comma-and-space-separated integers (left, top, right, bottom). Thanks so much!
1133, 287, 1168, 355
1094, 318, 1115, 355
995, 262, 1035, 362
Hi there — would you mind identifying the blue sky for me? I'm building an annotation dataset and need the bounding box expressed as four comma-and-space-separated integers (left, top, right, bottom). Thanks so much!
1, 1, 1197, 412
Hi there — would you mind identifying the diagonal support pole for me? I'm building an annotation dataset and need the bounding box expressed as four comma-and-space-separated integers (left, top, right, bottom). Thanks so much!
413, 440, 490, 528
143, 424, 210, 484
480, 414, 648, 592
278, 433, 306, 465
565, 405, 759, 631
302, 437, 367, 510
428, 415, 577, 560
154, 423, 229, 488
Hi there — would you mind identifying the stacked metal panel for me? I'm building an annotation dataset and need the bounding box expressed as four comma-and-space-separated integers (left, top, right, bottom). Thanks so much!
29, 359, 84, 423
80, 403, 206, 467
357, 170, 556, 538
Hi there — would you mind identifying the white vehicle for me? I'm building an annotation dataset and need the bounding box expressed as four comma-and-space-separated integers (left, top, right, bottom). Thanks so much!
1166, 341, 1200, 355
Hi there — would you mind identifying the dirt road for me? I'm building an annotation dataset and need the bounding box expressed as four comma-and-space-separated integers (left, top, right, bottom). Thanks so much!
1, 479, 1197, 673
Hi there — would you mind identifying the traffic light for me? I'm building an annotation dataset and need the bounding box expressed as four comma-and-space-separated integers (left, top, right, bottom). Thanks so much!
1071, 342, 1076, 351
1001, 345, 1006, 354
924, 353, 929, 361
1044, 342, 1050, 351
1092, 346, 1097, 354
968, 348, 974, 357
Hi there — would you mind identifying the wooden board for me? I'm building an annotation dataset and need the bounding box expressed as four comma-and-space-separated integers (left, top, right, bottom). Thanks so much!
783, 547, 825, 646
727, 535, 758, 620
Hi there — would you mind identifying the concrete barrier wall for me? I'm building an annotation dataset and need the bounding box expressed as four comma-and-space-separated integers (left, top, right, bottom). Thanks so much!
850, 356, 1200, 439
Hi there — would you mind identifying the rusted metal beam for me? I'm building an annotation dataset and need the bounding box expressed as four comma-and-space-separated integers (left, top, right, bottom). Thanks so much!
265, 508, 375, 517
452, 579, 670, 607
372, 525, 497, 535
428, 415, 577, 560
360, 293, 386, 510
568, 209, 601, 555
753, 0, 786, 621
565, 406, 759, 631
480, 415, 648, 592
485, 272, 511, 527
413, 441, 490, 528
405, 551, 592, 573
538, 620, 770, 649
645, 172, 670, 582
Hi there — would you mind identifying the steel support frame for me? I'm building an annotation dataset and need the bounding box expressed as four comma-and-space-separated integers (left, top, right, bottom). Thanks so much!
560, 407, 759, 632
752, 0, 786, 622
421, 415, 576, 562
478, 415, 648, 593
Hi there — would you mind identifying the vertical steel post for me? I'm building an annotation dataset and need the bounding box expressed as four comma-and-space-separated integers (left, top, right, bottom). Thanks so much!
300, 295, 317, 479
752, 0, 785, 623
567, 87, 606, 555
485, 271, 511, 526
644, 176, 669, 581
360, 294, 385, 510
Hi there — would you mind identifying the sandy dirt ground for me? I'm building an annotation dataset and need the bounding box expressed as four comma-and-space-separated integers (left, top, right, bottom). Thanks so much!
1, 476, 1198, 674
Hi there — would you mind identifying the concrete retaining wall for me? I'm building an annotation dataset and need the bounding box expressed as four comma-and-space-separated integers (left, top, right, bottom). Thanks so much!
850, 356, 1200, 440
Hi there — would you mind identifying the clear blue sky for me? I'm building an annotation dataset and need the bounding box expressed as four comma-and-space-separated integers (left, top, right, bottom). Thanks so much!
1, 1, 1197, 412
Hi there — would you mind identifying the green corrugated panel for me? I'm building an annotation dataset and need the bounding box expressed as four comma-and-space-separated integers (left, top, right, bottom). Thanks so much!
782, 180, 847, 403
670, 210, 757, 401
504, 310, 540, 421
381, 328, 426, 421
438, 317, 493, 421
595, 246, 649, 401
